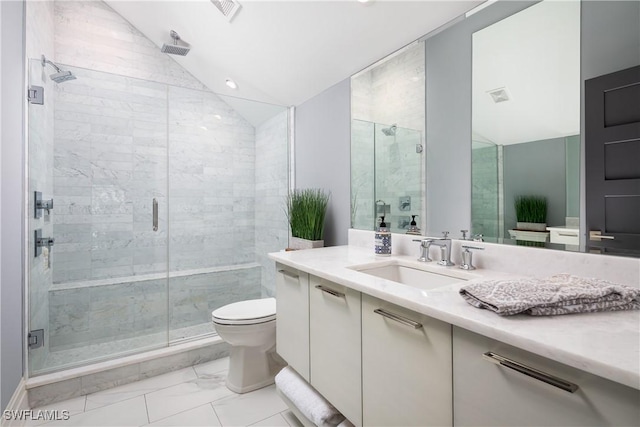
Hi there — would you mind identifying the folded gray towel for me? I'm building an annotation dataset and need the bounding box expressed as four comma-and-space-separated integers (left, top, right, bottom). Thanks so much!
459, 274, 640, 316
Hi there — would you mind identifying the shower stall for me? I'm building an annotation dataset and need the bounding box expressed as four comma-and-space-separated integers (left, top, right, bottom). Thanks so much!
351, 119, 423, 234
26, 0, 289, 378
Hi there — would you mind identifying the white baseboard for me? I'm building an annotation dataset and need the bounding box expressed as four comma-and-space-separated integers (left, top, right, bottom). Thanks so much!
1, 378, 29, 427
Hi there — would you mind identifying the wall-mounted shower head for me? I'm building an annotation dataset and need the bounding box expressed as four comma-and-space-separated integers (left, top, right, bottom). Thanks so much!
161, 30, 191, 56
41, 55, 76, 83
381, 124, 397, 136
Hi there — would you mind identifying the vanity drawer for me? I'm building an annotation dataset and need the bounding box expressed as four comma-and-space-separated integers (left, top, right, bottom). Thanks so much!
275, 264, 310, 380
453, 326, 640, 426
362, 294, 452, 426
548, 228, 580, 245
309, 276, 362, 426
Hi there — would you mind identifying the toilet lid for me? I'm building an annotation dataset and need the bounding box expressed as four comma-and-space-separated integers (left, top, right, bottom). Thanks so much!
211, 297, 276, 325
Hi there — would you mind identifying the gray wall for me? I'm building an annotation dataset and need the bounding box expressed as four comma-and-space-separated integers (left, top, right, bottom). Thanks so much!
295, 79, 351, 247
1, 0, 25, 410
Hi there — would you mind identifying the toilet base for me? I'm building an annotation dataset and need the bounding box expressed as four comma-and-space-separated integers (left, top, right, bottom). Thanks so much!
226, 345, 285, 394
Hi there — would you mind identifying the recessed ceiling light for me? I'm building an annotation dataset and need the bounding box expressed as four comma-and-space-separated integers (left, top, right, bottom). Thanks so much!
226, 79, 238, 90
213, 114, 222, 120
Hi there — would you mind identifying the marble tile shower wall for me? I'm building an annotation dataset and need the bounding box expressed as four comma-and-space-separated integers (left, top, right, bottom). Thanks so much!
48, 266, 261, 351
168, 86, 256, 272
26, 0, 57, 373
54, 1, 206, 91
49, 0, 258, 282
255, 111, 290, 297
52, 67, 170, 283
352, 41, 425, 134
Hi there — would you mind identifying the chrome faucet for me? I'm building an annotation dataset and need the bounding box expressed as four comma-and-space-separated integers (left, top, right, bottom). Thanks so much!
412, 238, 433, 262
429, 231, 454, 266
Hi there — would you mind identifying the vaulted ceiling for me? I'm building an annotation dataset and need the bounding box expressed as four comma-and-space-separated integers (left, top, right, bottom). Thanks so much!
106, 0, 483, 111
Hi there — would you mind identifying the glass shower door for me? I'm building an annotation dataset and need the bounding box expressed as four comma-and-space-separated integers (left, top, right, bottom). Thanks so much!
27, 60, 170, 375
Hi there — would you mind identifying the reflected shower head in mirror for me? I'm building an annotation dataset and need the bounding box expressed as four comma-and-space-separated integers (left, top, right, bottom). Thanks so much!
41, 55, 76, 83
381, 124, 397, 136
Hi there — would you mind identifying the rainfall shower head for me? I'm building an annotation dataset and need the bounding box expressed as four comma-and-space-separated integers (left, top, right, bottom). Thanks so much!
381, 124, 397, 136
41, 55, 76, 83
161, 30, 191, 56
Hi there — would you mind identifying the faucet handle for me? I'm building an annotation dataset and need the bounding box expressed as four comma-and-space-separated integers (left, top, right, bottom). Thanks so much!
472, 233, 484, 242
442, 231, 449, 239
460, 229, 469, 240
460, 245, 484, 270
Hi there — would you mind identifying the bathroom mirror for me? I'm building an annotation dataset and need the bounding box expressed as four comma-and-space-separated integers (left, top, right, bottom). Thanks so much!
471, 0, 581, 250
351, 0, 639, 255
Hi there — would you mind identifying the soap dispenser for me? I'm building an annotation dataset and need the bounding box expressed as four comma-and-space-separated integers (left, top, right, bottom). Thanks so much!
406, 215, 421, 235
375, 216, 392, 256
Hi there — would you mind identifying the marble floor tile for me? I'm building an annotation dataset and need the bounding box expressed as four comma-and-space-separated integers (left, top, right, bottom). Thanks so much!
279, 410, 303, 427
144, 371, 234, 423
211, 385, 288, 427
147, 403, 221, 426
25, 396, 87, 426
85, 366, 198, 411
192, 357, 229, 378
249, 413, 290, 427
45, 396, 148, 427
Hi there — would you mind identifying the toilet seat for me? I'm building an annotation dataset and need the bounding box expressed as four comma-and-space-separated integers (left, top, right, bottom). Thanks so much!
212, 297, 276, 325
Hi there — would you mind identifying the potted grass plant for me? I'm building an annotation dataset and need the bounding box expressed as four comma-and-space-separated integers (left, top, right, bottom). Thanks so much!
286, 188, 330, 250
515, 195, 547, 231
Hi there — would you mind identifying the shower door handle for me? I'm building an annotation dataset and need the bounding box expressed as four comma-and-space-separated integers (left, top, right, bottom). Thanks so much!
152, 198, 158, 231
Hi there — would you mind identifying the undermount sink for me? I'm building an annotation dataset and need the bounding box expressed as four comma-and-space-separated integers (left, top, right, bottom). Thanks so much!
349, 260, 467, 290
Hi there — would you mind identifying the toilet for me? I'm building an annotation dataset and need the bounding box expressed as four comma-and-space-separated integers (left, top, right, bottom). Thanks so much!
211, 297, 282, 394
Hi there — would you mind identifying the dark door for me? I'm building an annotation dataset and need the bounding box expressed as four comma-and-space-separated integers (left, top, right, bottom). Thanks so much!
585, 65, 640, 256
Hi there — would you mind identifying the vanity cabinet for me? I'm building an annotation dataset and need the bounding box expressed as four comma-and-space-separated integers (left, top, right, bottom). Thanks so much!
275, 264, 310, 380
362, 294, 452, 426
309, 276, 362, 426
453, 326, 640, 426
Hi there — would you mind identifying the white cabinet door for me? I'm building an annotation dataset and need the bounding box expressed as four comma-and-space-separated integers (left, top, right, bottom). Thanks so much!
362, 294, 452, 427
453, 326, 640, 426
309, 276, 362, 426
275, 264, 310, 380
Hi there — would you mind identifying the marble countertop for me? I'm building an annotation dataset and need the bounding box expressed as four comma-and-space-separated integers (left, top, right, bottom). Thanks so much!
269, 245, 640, 390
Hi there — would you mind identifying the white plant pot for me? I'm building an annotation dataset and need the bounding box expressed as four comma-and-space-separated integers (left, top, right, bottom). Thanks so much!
508, 229, 550, 242
516, 222, 547, 232
290, 237, 324, 250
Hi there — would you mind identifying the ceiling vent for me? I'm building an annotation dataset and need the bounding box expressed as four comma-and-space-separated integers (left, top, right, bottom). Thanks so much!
487, 87, 510, 103
211, 0, 242, 22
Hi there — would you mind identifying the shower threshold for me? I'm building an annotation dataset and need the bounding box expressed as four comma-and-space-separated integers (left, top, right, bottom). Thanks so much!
32, 323, 217, 377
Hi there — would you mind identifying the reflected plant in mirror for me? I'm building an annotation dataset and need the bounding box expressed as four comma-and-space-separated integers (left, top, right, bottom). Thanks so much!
471, 0, 581, 250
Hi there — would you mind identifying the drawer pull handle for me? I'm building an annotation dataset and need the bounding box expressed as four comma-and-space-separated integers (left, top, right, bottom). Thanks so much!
557, 232, 578, 237
152, 198, 158, 231
374, 308, 422, 329
278, 269, 299, 279
483, 352, 578, 393
315, 285, 345, 298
